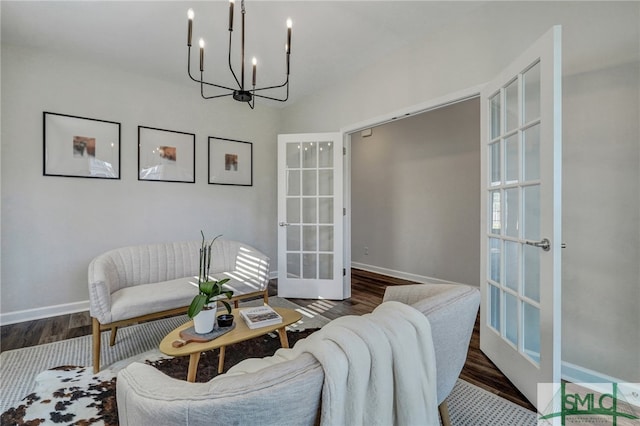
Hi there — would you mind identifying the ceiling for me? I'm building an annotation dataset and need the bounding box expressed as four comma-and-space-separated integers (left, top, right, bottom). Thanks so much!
1, 1, 487, 107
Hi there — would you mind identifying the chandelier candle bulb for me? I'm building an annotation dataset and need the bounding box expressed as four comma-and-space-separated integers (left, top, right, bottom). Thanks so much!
199, 39, 205, 71
229, 0, 234, 31
286, 18, 292, 54
187, 9, 194, 46
252, 57, 257, 86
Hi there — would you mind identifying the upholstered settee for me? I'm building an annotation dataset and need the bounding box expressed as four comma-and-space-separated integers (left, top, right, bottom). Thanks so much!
116, 284, 480, 426
88, 239, 270, 373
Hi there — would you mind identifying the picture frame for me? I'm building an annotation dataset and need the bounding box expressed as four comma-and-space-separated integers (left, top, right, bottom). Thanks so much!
43, 112, 121, 179
138, 126, 195, 183
208, 137, 253, 186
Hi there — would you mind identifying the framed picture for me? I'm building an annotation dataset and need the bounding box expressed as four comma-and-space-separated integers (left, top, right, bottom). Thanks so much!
138, 126, 195, 183
208, 137, 253, 186
43, 112, 121, 179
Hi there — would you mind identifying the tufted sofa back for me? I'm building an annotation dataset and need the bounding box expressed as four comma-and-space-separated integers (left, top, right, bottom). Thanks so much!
88, 239, 245, 294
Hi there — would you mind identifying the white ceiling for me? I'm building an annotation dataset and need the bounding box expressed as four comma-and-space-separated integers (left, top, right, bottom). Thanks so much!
1, 1, 487, 107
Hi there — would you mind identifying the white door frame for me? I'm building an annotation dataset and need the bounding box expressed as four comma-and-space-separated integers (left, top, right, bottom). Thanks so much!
277, 132, 345, 299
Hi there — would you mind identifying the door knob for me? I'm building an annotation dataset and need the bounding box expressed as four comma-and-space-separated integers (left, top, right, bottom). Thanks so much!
525, 238, 550, 251
279, 222, 290, 227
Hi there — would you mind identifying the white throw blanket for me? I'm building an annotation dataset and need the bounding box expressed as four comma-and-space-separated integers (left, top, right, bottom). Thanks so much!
256, 301, 439, 425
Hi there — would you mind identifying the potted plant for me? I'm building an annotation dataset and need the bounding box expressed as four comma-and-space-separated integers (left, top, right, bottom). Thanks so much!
188, 232, 234, 334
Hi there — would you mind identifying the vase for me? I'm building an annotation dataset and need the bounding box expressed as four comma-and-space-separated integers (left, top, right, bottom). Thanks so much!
193, 303, 217, 334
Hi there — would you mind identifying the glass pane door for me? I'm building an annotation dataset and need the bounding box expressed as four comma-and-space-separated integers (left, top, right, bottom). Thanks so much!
278, 133, 344, 299
486, 61, 542, 366
286, 140, 334, 279
480, 26, 562, 410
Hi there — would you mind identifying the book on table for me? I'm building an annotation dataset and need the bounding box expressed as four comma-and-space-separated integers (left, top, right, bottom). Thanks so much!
240, 305, 283, 329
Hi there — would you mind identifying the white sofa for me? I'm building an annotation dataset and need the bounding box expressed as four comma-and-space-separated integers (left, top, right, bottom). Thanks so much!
88, 239, 270, 373
117, 284, 480, 426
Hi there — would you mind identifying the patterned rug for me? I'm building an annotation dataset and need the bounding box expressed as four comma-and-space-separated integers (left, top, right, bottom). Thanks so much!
1, 329, 316, 425
1, 328, 537, 426
1, 297, 537, 426
0, 296, 327, 414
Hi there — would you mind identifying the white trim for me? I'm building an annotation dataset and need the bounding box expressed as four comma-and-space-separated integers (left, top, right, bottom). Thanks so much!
340, 84, 484, 135
561, 360, 633, 386
0, 300, 89, 326
351, 262, 473, 287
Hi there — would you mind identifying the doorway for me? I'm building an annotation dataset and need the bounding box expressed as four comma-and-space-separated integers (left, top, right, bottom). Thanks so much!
347, 97, 481, 287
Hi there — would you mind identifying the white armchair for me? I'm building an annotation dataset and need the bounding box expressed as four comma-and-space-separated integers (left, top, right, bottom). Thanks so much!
383, 284, 480, 425
117, 283, 480, 426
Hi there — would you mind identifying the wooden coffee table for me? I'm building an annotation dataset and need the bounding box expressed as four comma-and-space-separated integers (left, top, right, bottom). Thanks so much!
159, 306, 302, 382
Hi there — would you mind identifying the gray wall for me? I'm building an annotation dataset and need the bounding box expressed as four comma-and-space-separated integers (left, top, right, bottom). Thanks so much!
281, 2, 640, 383
351, 99, 480, 286
1, 44, 280, 320
562, 63, 640, 379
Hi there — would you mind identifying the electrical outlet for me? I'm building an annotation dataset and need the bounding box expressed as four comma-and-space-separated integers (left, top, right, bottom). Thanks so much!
364, 246, 369, 255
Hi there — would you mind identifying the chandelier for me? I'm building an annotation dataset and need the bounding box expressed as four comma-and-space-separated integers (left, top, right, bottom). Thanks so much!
186, 0, 292, 109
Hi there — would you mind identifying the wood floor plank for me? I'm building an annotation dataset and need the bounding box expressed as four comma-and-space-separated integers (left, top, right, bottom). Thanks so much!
0, 269, 535, 412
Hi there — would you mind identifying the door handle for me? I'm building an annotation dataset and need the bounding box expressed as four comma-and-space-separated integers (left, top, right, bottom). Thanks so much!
279, 222, 290, 227
525, 238, 551, 251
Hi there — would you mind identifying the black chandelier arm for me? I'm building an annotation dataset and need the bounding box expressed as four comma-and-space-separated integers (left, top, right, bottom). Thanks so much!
252, 82, 289, 102
200, 87, 234, 100
187, 46, 237, 92
252, 78, 289, 93
250, 51, 290, 93
227, 31, 242, 89
200, 73, 235, 100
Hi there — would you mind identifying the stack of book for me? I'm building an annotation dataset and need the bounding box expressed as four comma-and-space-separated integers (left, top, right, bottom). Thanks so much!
240, 305, 283, 329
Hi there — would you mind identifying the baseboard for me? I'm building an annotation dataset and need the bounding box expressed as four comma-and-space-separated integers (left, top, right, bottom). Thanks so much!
351, 262, 470, 286
562, 360, 631, 385
0, 300, 89, 326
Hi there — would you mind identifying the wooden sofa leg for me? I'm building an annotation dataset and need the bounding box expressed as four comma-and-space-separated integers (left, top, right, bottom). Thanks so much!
438, 401, 452, 426
263, 290, 269, 305
109, 326, 118, 346
234, 300, 239, 309
92, 318, 101, 374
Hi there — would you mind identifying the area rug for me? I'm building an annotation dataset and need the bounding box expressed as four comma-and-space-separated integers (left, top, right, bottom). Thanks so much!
1, 329, 318, 426
1, 297, 538, 426
1, 326, 537, 426
0, 296, 328, 414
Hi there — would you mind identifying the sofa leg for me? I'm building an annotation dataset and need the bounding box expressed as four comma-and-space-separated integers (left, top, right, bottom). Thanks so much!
92, 318, 101, 374
438, 401, 452, 426
109, 326, 118, 346
263, 290, 269, 305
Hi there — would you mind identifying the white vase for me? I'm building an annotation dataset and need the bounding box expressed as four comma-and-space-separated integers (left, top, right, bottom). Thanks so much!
193, 303, 217, 334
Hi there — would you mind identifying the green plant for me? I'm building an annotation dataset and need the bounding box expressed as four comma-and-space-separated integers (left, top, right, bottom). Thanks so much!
187, 232, 234, 318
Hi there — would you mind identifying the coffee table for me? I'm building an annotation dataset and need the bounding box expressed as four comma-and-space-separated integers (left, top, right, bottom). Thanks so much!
159, 306, 302, 382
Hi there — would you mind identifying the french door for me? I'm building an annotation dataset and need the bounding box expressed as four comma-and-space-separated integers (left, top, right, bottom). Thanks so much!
480, 26, 562, 409
277, 133, 346, 299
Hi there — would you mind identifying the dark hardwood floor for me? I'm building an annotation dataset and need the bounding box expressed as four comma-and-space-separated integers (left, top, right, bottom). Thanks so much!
0, 268, 535, 412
